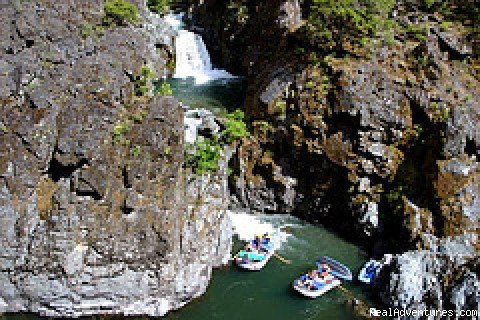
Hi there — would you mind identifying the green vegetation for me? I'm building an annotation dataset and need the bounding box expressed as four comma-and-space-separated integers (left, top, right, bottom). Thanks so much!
422, 0, 436, 9
424, 1, 479, 62
254, 120, 273, 131
26, 79, 39, 90
274, 99, 287, 116
163, 146, 171, 155
302, 0, 395, 52
385, 186, 405, 210
385, 158, 424, 211
103, 0, 139, 26
439, 108, 450, 121
112, 121, 132, 140
166, 55, 176, 72
440, 21, 454, 31
79, 23, 104, 40
131, 145, 142, 156
185, 110, 250, 175
147, 0, 171, 14
12, 0, 31, 13
227, 1, 249, 24
133, 109, 148, 123
221, 110, 249, 144
156, 81, 173, 96
404, 23, 428, 41
40, 57, 52, 69
428, 101, 451, 123
185, 138, 222, 175
135, 66, 155, 96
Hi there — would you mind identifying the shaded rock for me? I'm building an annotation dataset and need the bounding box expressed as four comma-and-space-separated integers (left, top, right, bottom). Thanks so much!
450, 271, 480, 316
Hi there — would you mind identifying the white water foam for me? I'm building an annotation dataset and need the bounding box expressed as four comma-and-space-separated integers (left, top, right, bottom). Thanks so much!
228, 211, 293, 248
164, 13, 184, 31
173, 30, 236, 85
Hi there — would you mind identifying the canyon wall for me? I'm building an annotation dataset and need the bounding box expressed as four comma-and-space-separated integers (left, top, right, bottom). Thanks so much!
0, 0, 231, 316
188, 0, 480, 315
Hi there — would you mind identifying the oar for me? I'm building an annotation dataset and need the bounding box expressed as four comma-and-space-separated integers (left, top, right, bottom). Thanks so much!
273, 253, 291, 264
336, 285, 373, 318
337, 285, 355, 297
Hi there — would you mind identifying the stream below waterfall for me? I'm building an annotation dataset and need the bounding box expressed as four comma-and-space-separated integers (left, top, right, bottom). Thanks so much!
167, 78, 246, 115
163, 14, 376, 319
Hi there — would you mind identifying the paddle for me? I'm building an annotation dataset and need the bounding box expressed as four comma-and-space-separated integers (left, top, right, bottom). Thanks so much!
273, 253, 291, 264
337, 285, 355, 297
336, 285, 372, 318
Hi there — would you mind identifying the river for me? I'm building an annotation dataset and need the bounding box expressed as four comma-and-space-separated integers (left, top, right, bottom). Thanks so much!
163, 213, 373, 320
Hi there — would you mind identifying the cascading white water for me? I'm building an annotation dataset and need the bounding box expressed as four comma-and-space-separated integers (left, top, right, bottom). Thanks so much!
166, 14, 236, 85
228, 211, 293, 246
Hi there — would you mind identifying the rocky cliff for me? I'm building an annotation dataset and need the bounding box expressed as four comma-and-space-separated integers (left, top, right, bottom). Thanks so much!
0, 0, 231, 317
187, 0, 479, 316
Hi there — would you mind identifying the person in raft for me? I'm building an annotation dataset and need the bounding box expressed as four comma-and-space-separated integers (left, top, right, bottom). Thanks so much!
300, 267, 332, 289
241, 252, 251, 264
252, 235, 262, 250
244, 237, 259, 252
299, 270, 317, 289
318, 263, 331, 278
259, 233, 271, 253
243, 234, 270, 253
244, 242, 254, 252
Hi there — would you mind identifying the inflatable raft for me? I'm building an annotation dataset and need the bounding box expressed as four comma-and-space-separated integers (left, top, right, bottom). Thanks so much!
316, 256, 353, 281
234, 238, 275, 271
292, 276, 341, 298
358, 259, 381, 284
294, 257, 352, 298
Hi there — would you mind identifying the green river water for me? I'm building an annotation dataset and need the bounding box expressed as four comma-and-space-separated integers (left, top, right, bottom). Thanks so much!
166, 78, 246, 115
165, 214, 372, 320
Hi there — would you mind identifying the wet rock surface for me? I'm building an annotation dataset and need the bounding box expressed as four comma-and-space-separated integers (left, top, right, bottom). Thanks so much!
0, 0, 231, 317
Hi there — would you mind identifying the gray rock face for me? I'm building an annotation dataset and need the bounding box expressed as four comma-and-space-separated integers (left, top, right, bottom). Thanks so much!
184, 109, 221, 144
378, 234, 478, 318
0, 0, 232, 317
450, 271, 480, 317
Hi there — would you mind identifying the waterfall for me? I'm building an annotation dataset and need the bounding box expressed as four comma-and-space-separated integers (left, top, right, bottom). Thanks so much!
166, 14, 236, 85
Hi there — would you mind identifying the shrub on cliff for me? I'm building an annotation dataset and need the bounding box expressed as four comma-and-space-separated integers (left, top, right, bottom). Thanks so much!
147, 0, 171, 14
303, 0, 395, 52
185, 110, 250, 175
103, 0, 139, 26
222, 110, 249, 144
156, 82, 173, 96
185, 138, 221, 175
135, 66, 155, 96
